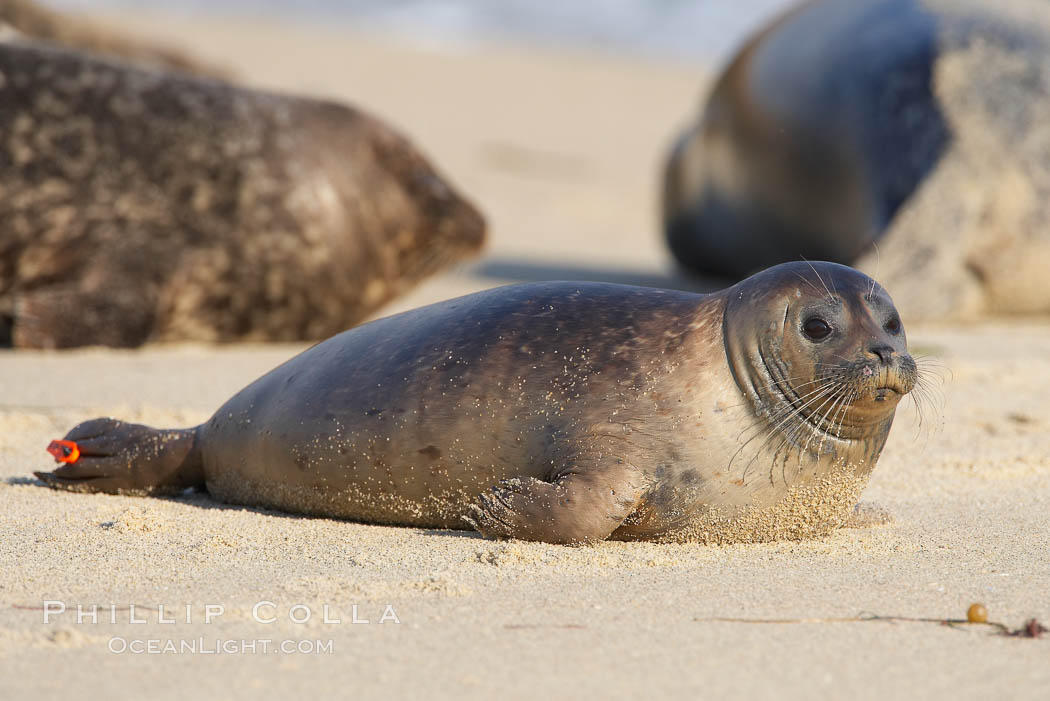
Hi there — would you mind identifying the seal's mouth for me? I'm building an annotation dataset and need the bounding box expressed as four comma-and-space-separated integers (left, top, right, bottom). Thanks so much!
754, 347, 916, 442
865, 375, 911, 401
859, 362, 913, 400
873, 386, 900, 402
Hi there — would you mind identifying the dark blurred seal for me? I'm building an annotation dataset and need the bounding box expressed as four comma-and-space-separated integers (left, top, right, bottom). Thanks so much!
664, 0, 1050, 319
0, 40, 485, 347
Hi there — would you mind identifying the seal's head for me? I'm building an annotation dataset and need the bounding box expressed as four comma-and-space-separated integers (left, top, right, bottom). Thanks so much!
724, 261, 917, 450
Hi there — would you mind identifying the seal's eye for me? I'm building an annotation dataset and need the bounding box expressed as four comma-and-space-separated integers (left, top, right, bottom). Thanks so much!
802, 317, 832, 341
885, 316, 901, 335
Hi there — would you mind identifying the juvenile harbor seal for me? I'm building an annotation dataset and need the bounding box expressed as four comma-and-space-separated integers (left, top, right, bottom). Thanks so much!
0, 40, 485, 348
36, 262, 921, 545
664, 0, 1050, 319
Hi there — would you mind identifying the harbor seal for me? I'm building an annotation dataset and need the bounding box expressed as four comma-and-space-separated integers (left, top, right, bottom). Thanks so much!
664, 0, 1050, 319
0, 40, 485, 348
36, 261, 918, 545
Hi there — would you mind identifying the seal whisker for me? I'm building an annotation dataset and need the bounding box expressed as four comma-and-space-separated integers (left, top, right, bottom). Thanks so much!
866, 241, 882, 301
913, 357, 951, 386
818, 388, 854, 458
769, 432, 798, 487
744, 375, 838, 399
737, 382, 841, 482
793, 387, 844, 471
774, 400, 823, 483
805, 385, 850, 459
779, 438, 789, 486
822, 392, 850, 457
912, 367, 946, 418
791, 271, 825, 298
907, 375, 944, 447
773, 401, 825, 481
833, 389, 858, 444
801, 257, 835, 300
911, 387, 928, 441
735, 379, 842, 447
791, 386, 829, 470
720, 375, 834, 413
916, 368, 944, 397
731, 378, 842, 441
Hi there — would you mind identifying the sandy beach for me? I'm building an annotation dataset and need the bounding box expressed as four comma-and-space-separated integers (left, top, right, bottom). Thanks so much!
2, 9, 1049, 700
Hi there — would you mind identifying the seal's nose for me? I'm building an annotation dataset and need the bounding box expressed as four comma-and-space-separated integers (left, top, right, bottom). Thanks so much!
867, 344, 896, 365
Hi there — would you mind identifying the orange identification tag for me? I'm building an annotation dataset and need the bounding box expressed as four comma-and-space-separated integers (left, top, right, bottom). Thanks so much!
47, 439, 80, 464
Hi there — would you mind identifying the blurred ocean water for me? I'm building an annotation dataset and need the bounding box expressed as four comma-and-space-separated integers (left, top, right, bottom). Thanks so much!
46, 0, 796, 63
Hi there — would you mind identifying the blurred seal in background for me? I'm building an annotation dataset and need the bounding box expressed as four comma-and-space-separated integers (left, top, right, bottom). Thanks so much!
0, 40, 485, 348
0, 0, 225, 76
664, 0, 1050, 320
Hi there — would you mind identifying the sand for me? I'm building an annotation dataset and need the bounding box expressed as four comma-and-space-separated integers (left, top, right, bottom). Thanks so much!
1, 10, 1048, 700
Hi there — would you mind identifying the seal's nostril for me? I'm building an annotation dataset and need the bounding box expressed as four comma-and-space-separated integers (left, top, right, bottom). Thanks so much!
867, 344, 895, 364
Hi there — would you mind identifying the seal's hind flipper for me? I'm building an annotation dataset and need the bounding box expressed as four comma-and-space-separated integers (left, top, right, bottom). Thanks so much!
467, 463, 647, 544
35, 418, 204, 496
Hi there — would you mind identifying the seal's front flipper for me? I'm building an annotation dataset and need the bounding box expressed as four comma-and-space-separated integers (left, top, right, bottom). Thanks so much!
35, 418, 204, 496
468, 464, 647, 544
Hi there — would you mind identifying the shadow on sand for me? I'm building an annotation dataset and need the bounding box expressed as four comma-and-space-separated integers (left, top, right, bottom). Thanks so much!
15, 474, 486, 539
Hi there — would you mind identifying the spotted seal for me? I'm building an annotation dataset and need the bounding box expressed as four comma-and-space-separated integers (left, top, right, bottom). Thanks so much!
0, 39, 485, 347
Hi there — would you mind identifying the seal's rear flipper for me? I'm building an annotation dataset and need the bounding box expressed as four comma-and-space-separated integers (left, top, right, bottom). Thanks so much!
466, 463, 647, 544
35, 418, 204, 496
